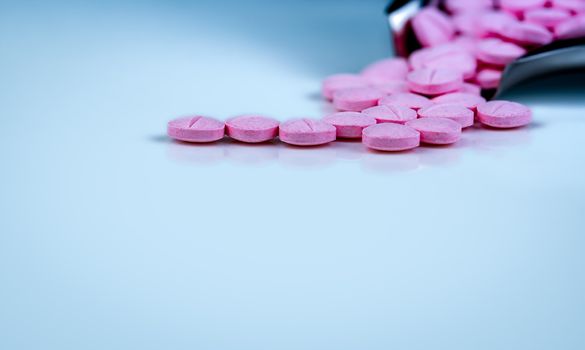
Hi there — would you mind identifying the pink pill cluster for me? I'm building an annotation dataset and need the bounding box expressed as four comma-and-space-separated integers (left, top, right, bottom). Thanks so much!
167, 1, 585, 151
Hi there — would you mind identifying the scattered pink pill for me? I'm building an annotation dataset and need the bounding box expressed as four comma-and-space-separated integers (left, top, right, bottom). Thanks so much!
405, 117, 462, 145
476, 68, 503, 90
411, 7, 456, 47
478, 11, 518, 36
498, 21, 554, 46
476, 38, 526, 66
432, 92, 487, 111
407, 68, 463, 96
453, 13, 488, 38
361, 58, 409, 83
524, 8, 572, 30
477, 101, 532, 128
458, 83, 482, 95
499, 0, 547, 16
225, 115, 279, 143
362, 105, 418, 124
410, 45, 477, 80
370, 80, 409, 95
362, 123, 421, 152
322, 74, 369, 100
279, 119, 337, 146
333, 87, 385, 112
418, 103, 475, 128
378, 93, 433, 110
167, 116, 225, 143
322, 112, 377, 139
554, 15, 585, 39
445, 0, 493, 14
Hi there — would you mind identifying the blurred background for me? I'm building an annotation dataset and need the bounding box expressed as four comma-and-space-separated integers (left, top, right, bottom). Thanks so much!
1, 1, 584, 350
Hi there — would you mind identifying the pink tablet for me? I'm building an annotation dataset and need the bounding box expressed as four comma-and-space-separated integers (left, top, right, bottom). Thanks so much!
407, 68, 464, 96
333, 87, 386, 112
418, 103, 475, 128
554, 15, 585, 39
525, 8, 572, 30
362, 123, 421, 152
279, 119, 337, 146
361, 58, 409, 83
411, 7, 456, 47
476, 69, 502, 90
476, 39, 526, 66
499, 0, 547, 16
410, 45, 477, 80
405, 117, 462, 145
323, 112, 377, 139
498, 21, 554, 46
225, 115, 279, 143
379, 93, 433, 110
477, 101, 533, 128
432, 92, 487, 111
167, 116, 225, 143
362, 105, 418, 124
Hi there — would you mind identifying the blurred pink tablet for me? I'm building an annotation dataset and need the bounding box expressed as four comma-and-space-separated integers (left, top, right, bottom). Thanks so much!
322, 112, 377, 139
418, 103, 475, 128
476, 69, 503, 90
554, 15, 585, 39
362, 123, 420, 152
476, 39, 526, 66
279, 119, 336, 146
432, 92, 486, 111
378, 93, 433, 110
410, 45, 477, 80
412, 7, 456, 47
458, 83, 482, 95
453, 13, 489, 38
498, 21, 554, 46
524, 8, 572, 30
407, 68, 464, 95
445, 0, 493, 14
478, 11, 518, 36
225, 115, 279, 143
167, 116, 225, 143
361, 58, 409, 83
477, 101, 532, 128
362, 105, 418, 124
333, 87, 385, 112
499, 0, 547, 16
369, 80, 409, 95
405, 117, 462, 145
322, 74, 369, 100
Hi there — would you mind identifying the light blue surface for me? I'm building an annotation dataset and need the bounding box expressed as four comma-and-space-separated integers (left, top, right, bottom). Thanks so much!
1, 1, 585, 349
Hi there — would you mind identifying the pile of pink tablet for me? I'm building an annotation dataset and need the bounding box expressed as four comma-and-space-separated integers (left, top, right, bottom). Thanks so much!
167, 0, 585, 152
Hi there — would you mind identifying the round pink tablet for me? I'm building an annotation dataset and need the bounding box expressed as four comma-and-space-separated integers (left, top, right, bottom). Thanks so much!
476, 38, 526, 66
225, 115, 279, 143
453, 12, 488, 37
362, 123, 420, 152
369, 80, 409, 95
411, 7, 456, 47
361, 58, 409, 83
279, 119, 337, 146
498, 21, 554, 46
322, 112, 377, 139
554, 15, 585, 39
378, 93, 433, 110
322, 74, 369, 100
445, 0, 493, 14
476, 69, 502, 90
499, 0, 547, 16
418, 103, 475, 128
167, 116, 225, 143
477, 100, 532, 128
478, 11, 518, 36
410, 45, 477, 80
333, 87, 385, 112
405, 117, 462, 145
362, 105, 418, 124
524, 8, 572, 30
407, 68, 464, 95
432, 92, 487, 110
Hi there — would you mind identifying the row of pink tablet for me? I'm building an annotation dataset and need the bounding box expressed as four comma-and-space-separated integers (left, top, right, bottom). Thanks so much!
167, 100, 531, 151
